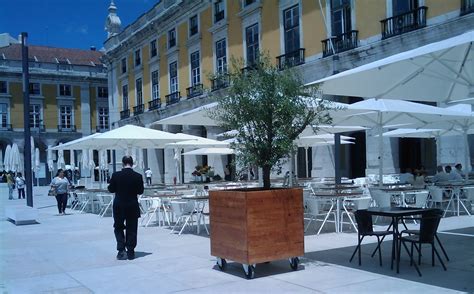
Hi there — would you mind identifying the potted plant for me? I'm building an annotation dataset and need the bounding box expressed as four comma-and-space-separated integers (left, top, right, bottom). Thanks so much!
208, 53, 332, 278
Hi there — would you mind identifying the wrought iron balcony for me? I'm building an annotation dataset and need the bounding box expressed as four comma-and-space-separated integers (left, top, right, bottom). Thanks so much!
133, 104, 144, 115
186, 84, 204, 99
276, 48, 305, 70
461, 0, 474, 15
322, 30, 359, 57
211, 75, 230, 92
215, 10, 224, 23
96, 126, 109, 133
0, 123, 12, 131
30, 123, 45, 132
148, 99, 161, 111
58, 125, 76, 132
120, 109, 130, 119
166, 91, 181, 105
381, 6, 428, 39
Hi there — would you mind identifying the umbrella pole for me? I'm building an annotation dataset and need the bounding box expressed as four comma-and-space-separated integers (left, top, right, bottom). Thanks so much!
464, 128, 470, 180
378, 114, 384, 187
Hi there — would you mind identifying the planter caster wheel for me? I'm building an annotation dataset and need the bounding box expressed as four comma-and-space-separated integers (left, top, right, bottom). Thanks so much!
289, 257, 299, 270
217, 257, 227, 271
243, 264, 255, 279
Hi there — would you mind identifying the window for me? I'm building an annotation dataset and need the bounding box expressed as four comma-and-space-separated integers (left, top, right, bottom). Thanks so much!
214, 0, 225, 23
0, 103, 8, 127
150, 40, 157, 58
29, 83, 41, 95
331, 0, 351, 36
189, 15, 199, 36
134, 49, 141, 67
246, 23, 259, 66
59, 105, 73, 128
121, 58, 127, 73
244, 0, 256, 6
98, 86, 108, 98
136, 78, 143, 106
151, 70, 159, 100
98, 106, 109, 129
122, 85, 129, 110
29, 104, 41, 127
215, 39, 227, 74
190, 51, 201, 86
59, 84, 72, 96
169, 61, 178, 93
0, 81, 7, 94
168, 29, 176, 48
283, 5, 300, 54
393, 0, 418, 16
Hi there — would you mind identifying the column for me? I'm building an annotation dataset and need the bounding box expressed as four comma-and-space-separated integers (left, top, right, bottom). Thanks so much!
365, 127, 399, 176
163, 125, 181, 184
206, 126, 226, 180
182, 125, 203, 183
312, 145, 335, 178
80, 84, 91, 135
146, 123, 164, 184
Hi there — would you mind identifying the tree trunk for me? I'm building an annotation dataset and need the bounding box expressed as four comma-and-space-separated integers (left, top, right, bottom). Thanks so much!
262, 165, 272, 189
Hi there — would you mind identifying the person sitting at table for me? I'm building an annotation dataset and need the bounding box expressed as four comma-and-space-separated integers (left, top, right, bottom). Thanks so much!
445, 165, 462, 181
398, 168, 414, 184
454, 163, 465, 178
432, 166, 450, 183
413, 171, 426, 189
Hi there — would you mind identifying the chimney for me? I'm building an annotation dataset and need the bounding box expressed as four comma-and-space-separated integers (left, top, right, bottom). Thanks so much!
90, 46, 96, 51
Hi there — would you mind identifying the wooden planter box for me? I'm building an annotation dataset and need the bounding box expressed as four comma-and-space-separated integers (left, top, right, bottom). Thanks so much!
209, 188, 304, 265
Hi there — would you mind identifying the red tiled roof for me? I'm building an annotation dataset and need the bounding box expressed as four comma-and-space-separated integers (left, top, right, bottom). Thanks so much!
0, 44, 104, 66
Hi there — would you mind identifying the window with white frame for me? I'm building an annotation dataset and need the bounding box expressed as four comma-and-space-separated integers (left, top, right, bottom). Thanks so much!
0, 81, 7, 94
122, 84, 129, 110
169, 61, 178, 93
150, 40, 157, 58
168, 28, 176, 48
98, 106, 109, 130
29, 83, 41, 96
215, 38, 227, 74
189, 15, 199, 36
98, 86, 108, 98
151, 70, 159, 100
246, 23, 259, 66
29, 104, 41, 127
136, 78, 143, 106
283, 4, 300, 54
214, 0, 225, 23
121, 58, 127, 73
190, 51, 201, 86
59, 84, 72, 96
0, 103, 8, 127
331, 0, 352, 36
59, 105, 73, 128
134, 49, 141, 67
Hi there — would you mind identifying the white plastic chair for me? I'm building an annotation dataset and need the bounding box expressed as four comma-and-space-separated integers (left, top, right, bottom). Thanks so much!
96, 193, 114, 217
340, 196, 372, 232
405, 191, 430, 208
170, 200, 196, 235
303, 190, 336, 234
141, 198, 166, 227
427, 186, 450, 210
369, 189, 391, 208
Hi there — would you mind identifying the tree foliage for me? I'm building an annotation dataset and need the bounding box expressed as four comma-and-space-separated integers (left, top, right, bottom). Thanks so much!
210, 53, 332, 189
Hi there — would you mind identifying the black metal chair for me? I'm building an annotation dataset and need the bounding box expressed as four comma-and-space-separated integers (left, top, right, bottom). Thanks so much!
350, 210, 394, 266
398, 209, 447, 276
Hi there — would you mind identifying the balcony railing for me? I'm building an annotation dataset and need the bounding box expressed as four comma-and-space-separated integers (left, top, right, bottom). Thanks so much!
120, 109, 130, 120
211, 75, 230, 92
148, 99, 162, 111
214, 10, 224, 23
276, 48, 305, 70
133, 104, 144, 115
96, 126, 109, 133
58, 125, 76, 132
30, 124, 45, 132
0, 123, 12, 131
322, 30, 359, 57
186, 84, 204, 99
381, 6, 428, 39
461, 0, 474, 15
166, 91, 181, 106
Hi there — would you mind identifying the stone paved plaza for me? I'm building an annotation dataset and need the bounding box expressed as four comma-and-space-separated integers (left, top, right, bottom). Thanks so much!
1, 186, 473, 293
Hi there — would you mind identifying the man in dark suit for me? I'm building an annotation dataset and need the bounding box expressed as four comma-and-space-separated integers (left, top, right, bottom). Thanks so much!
108, 156, 144, 260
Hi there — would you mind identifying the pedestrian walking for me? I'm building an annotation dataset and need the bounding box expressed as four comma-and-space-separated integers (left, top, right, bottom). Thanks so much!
50, 169, 70, 215
108, 156, 144, 260
15, 172, 26, 199
144, 168, 152, 186
6, 172, 14, 200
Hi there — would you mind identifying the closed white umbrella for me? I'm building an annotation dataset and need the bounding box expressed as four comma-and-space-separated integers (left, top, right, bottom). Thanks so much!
174, 148, 181, 184
47, 146, 54, 172
10, 143, 21, 172
3, 144, 11, 172
88, 149, 95, 170
57, 147, 65, 170
69, 149, 75, 169
30, 136, 35, 172
34, 148, 40, 173
81, 149, 89, 170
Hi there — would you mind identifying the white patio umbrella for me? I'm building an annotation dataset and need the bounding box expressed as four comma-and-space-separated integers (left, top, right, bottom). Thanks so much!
331, 99, 470, 186
165, 134, 229, 148
49, 133, 102, 151
295, 134, 355, 147
57, 148, 65, 171
10, 143, 21, 173
174, 148, 181, 184
88, 149, 95, 188
307, 30, 474, 104
34, 148, 40, 186
81, 149, 89, 170
3, 144, 11, 172
155, 102, 219, 126
30, 136, 35, 172
182, 147, 235, 156
69, 149, 75, 170
47, 145, 54, 174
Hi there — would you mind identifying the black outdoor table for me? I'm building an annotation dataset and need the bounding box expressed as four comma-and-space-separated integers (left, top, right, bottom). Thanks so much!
365, 207, 437, 273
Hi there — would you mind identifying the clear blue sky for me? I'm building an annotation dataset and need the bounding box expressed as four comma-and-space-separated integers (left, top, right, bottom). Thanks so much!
0, 0, 158, 50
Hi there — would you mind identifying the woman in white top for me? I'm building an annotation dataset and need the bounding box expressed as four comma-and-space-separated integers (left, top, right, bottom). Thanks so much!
50, 169, 70, 215
15, 172, 26, 199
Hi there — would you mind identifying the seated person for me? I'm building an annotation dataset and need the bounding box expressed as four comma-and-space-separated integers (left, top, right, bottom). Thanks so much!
398, 168, 414, 184
432, 165, 450, 183
445, 165, 462, 181
454, 163, 465, 178
413, 172, 426, 188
